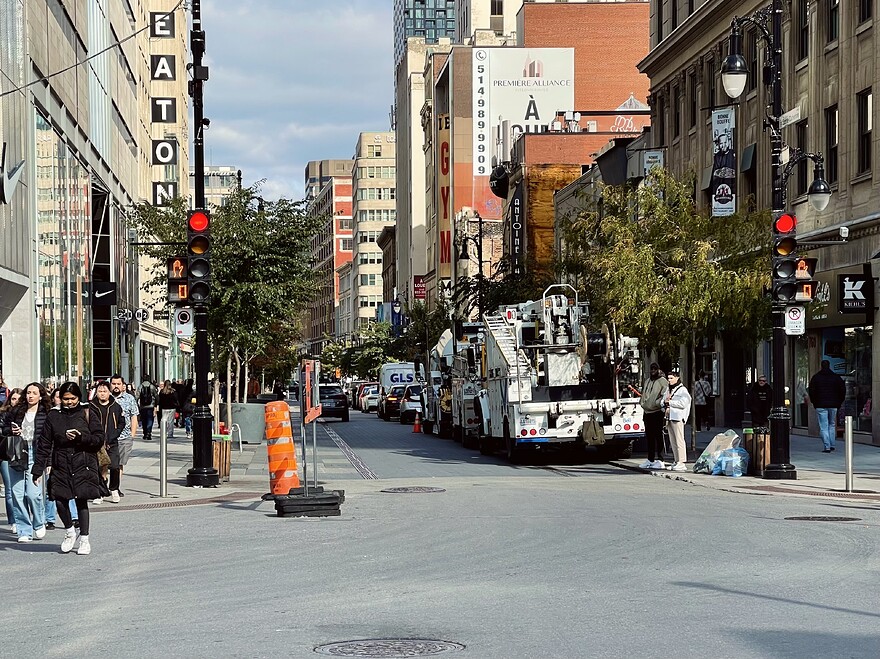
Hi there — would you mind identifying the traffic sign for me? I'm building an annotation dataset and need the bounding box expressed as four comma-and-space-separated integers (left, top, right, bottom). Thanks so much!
784, 306, 805, 336
116, 309, 133, 321
175, 307, 194, 337
134, 308, 149, 322
153, 310, 171, 321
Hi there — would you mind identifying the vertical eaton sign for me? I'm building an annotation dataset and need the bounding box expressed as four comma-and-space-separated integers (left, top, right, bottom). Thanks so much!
150, 11, 179, 206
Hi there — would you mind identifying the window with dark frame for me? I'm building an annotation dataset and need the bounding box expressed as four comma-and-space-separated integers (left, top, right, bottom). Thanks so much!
706, 58, 716, 110
689, 71, 698, 128
688, 0, 694, 14
673, 86, 681, 138
797, 0, 809, 60
825, 104, 838, 184
656, 96, 666, 145
671, 0, 678, 30
859, 0, 873, 24
857, 88, 873, 174
748, 30, 758, 92
828, 0, 839, 42
656, 0, 663, 41
795, 120, 808, 196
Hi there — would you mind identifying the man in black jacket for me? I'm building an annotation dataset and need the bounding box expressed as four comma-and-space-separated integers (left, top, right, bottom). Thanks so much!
746, 375, 773, 428
808, 360, 846, 453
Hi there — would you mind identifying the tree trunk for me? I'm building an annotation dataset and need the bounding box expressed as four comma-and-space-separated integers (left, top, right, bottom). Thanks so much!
242, 350, 251, 403
226, 345, 234, 432
232, 348, 242, 403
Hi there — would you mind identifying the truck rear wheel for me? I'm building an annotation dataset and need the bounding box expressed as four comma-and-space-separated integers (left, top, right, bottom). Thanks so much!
422, 420, 433, 435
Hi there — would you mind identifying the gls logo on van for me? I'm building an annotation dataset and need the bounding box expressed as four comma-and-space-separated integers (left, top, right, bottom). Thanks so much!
390, 373, 415, 383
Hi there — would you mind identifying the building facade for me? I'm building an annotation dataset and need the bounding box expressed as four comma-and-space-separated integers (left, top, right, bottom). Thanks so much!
351, 132, 397, 333
640, 0, 880, 442
306, 168, 353, 353
394, 0, 457, 68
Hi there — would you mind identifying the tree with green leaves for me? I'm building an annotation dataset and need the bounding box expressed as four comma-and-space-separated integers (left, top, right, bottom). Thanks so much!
128, 186, 323, 391
352, 322, 396, 380
558, 168, 771, 354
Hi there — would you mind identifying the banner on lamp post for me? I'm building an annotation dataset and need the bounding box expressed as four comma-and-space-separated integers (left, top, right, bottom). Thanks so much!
710, 108, 736, 217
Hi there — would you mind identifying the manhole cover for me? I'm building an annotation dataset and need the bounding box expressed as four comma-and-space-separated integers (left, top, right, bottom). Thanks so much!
785, 516, 862, 522
381, 487, 446, 494
314, 638, 464, 657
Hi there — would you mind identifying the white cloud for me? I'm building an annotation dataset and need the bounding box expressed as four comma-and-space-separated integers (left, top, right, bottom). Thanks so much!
200, 0, 393, 199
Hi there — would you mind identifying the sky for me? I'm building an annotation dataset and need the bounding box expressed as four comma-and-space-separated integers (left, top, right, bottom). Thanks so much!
202, 0, 394, 201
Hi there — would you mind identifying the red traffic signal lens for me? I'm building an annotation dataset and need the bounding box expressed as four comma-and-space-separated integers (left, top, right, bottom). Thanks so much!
188, 211, 210, 232
775, 213, 796, 234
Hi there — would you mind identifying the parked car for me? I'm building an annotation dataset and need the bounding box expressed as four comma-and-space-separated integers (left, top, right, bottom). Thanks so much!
354, 382, 379, 411
359, 385, 380, 413
398, 384, 424, 424
347, 380, 368, 408
319, 384, 349, 421
378, 384, 407, 420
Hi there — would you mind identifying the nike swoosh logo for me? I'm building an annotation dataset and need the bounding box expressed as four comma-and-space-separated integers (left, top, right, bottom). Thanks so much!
95, 290, 113, 298
0, 143, 24, 205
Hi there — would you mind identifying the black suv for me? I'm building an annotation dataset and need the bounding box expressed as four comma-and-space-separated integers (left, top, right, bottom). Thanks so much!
378, 384, 407, 421
319, 384, 350, 422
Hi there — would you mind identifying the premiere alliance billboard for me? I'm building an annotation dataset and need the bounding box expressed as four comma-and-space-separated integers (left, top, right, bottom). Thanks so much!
472, 47, 575, 175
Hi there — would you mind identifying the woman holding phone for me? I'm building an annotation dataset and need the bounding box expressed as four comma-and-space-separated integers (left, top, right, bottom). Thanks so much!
32, 382, 107, 555
4, 383, 51, 542
0, 388, 22, 533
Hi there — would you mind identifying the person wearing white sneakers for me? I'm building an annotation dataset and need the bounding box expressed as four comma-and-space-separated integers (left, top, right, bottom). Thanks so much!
89, 381, 123, 505
639, 363, 669, 470
663, 370, 692, 473
31, 382, 107, 555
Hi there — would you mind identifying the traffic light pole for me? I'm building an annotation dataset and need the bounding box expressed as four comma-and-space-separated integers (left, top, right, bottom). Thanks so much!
765, 0, 796, 480
186, 0, 219, 487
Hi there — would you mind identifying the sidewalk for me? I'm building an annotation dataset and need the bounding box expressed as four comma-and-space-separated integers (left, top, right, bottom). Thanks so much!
614, 427, 880, 502
95, 410, 363, 512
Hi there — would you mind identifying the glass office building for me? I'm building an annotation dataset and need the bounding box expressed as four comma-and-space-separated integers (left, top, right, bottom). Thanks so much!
393, 0, 457, 67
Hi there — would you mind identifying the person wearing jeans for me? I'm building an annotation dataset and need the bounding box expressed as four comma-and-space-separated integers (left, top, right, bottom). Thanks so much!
808, 360, 846, 453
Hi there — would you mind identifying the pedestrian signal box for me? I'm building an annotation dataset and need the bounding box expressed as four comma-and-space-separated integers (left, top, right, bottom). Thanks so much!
167, 256, 188, 304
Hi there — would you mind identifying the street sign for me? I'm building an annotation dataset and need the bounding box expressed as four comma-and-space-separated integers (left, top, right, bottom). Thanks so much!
779, 107, 801, 129
175, 307, 194, 337
134, 308, 149, 322
784, 306, 805, 336
153, 310, 171, 321
116, 309, 133, 322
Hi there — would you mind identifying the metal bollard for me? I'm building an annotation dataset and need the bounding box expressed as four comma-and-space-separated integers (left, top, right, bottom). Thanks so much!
845, 415, 854, 493
159, 414, 168, 497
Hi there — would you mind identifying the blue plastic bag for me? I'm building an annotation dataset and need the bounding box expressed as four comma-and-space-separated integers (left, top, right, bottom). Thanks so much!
711, 447, 750, 477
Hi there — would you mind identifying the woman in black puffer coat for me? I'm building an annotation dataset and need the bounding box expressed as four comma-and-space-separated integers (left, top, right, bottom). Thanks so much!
32, 382, 107, 555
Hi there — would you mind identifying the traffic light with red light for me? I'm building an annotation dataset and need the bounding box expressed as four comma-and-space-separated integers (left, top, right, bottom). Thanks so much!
167, 256, 188, 304
770, 211, 818, 304
187, 209, 211, 305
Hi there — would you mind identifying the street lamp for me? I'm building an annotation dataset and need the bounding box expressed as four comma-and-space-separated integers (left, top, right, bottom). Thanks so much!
722, 0, 831, 480
457, 211, 484, 319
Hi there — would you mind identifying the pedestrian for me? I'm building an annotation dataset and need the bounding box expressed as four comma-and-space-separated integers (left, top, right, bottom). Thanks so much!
273, 380, 286, 401
664, 369, 692, 472
89, 381, 124, 504
109, 374, 138, 495
693, 370, 713, 432
746, 374, 774, 428
158, 380, 179, 439
1, 388, 23, 533
639, 363, 669, 470
136, 374, 158, 441
808, 359, 846, 453
178, 378, 195, 438
4, 383, 50, 542
31, 382, 107, 555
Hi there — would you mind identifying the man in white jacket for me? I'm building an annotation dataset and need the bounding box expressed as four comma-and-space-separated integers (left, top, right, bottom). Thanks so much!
664, 369, 692, 472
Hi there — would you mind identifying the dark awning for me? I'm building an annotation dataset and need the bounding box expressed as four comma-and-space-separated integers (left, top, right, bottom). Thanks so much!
741, 143, 757, 172
700, 166, 712, 191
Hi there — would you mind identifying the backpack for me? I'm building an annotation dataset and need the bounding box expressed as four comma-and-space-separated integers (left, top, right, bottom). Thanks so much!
138, 384, 155, 408
0, 386, 7, 404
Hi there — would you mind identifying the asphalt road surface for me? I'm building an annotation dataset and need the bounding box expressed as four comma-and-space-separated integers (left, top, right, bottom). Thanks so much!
3, 412, 879, 659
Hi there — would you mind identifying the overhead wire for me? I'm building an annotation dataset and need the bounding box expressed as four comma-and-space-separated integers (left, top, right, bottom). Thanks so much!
0, 0, 186, 99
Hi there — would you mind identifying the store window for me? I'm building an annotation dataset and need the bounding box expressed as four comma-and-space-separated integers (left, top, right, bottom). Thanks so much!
793, 334, 811, 427
821, 326, 873, 432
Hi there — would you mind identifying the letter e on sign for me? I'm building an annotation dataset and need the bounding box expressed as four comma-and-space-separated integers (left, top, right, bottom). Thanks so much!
150, 12, 175, 38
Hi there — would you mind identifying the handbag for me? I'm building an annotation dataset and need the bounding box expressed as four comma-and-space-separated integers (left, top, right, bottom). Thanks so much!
4, 434, 27, 471
97, 445, 111, 469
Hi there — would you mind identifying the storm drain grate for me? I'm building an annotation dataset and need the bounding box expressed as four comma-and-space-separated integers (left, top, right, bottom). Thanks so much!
785, 516, 862, 522
314, 639, 465, 657
381, 487, 446, 494
91, 492, 264, 512
735, 485, 880, 500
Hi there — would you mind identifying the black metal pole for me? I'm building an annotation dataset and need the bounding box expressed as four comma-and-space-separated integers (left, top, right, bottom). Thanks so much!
765, 0, 796, 479
477, 213, 483, 318
186, 0, 219, 487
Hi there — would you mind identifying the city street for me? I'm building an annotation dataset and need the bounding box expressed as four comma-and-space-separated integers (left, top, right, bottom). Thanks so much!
3, 412, 880, 659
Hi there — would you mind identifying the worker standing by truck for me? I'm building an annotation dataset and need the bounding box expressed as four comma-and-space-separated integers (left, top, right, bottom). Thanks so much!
639, 363, 669, 470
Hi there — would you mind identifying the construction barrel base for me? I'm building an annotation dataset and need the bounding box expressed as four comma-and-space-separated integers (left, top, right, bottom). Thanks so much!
270, 489, 346, 517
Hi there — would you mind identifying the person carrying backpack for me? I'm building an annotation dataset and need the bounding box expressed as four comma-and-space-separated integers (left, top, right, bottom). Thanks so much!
136, 375, 158, 441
